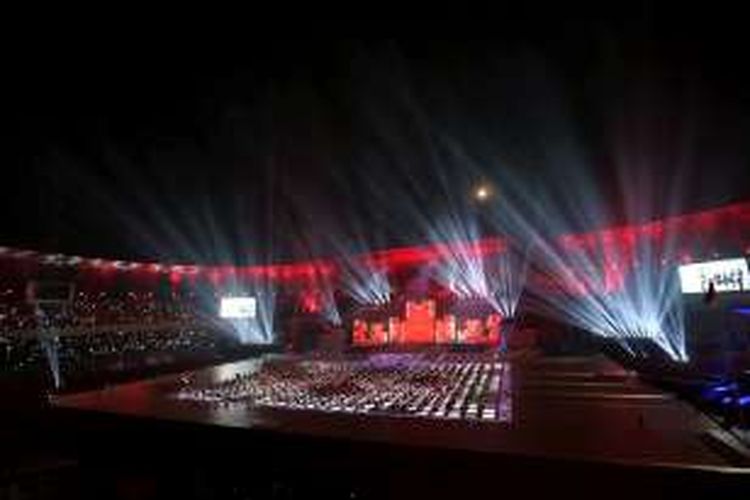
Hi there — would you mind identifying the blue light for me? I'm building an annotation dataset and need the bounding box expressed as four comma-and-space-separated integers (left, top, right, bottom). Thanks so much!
733, 307, 750, 317
737, 395, 750, 407
721, 396, 734, 405
709, 383, 737, 394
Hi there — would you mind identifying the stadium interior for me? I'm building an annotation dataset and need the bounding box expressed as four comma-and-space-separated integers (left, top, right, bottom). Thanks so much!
2, 201, 750, 497
5, 19, 750, 499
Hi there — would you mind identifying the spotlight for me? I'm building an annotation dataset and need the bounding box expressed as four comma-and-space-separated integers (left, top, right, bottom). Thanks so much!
474, 185, 490, 201
474, 184, 491, 202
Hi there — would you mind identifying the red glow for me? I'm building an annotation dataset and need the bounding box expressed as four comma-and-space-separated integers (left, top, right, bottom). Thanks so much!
434, 315, 455, 343
352, 319, 372, 345
169, 271, 182, 286
2, 201, 749, 293
402, 300, 436, 343
353, 300, 501, 346
207, 268, 222, 286
299, 290, 322, 314
364, 238, 507, 271
389, 317, 401, 343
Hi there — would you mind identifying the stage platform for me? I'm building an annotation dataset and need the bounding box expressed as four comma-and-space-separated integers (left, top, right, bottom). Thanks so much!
52, 352, 750, 471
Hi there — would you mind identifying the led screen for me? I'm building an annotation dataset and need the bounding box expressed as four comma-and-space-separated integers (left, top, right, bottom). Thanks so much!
219, 297, 257, 319
352, 300, 502, 346
678, 258, 750, 294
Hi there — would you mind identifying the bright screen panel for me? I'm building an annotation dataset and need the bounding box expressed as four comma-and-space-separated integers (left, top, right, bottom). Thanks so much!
678, 258, 750, 294
219, 296, 257, 319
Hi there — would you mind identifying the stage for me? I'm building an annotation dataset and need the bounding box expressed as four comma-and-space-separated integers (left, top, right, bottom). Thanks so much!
51, 352, 749, 470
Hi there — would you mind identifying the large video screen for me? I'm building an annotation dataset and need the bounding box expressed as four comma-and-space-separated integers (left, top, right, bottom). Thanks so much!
219, 296, 257, 319
353, 299, 502, 346
678, 258, 750, 294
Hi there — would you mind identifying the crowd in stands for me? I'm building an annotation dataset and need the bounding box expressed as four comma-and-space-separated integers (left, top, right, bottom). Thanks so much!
0, 287, 204, 333
0, 284, 248, 390
1, 326, 235, 373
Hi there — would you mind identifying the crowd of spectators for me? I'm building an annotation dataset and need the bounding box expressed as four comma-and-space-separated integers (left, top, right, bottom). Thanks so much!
1, 326, 235, 373
0, 284, 246, 389
0, 286, 205, 333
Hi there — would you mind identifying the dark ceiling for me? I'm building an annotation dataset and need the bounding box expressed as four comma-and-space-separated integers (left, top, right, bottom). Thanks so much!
4, 12, 749, 265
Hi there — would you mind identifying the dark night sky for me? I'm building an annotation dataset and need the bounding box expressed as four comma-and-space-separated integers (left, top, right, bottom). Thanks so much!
4, 11, 750, 265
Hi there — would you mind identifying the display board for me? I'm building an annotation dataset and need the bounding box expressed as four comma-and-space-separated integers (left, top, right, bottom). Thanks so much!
353, 299, 501, 346
678, 258, 750, 294
219, 296, 257, 319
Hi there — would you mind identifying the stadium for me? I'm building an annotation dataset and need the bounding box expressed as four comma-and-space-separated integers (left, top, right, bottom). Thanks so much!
4, 17, 750, 500
2, 201, 750, 496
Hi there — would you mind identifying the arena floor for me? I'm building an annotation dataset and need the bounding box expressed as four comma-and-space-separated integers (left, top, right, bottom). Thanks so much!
52, 351, 750, 470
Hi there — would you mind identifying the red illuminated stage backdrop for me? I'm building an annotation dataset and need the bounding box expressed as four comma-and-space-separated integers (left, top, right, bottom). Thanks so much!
353, 299, 502, 346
